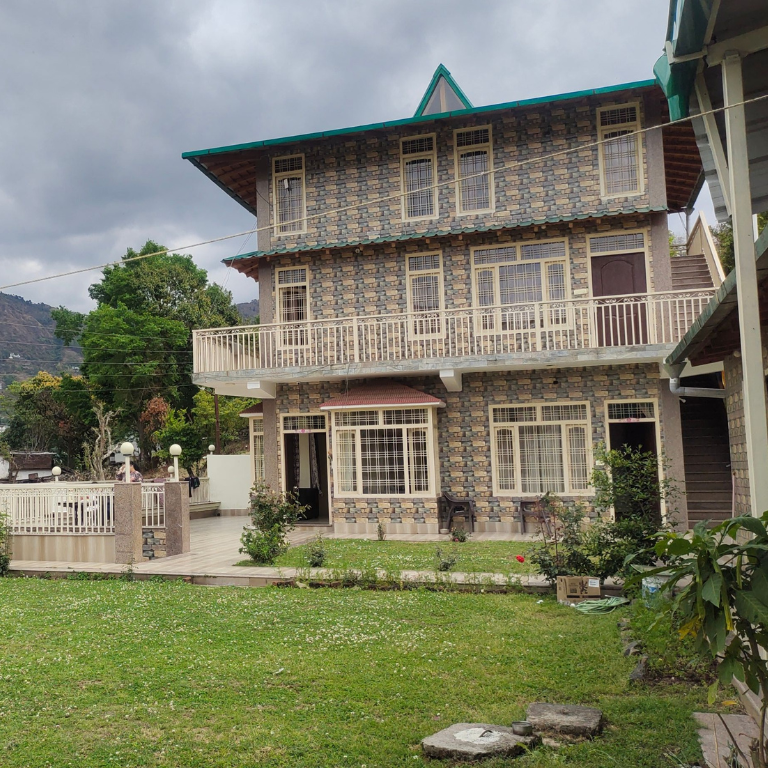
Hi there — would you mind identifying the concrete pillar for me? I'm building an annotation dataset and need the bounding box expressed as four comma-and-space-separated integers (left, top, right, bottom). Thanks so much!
263, 397, 280, 492
659, 385, 689, 531
722, 52, 768, 517
114, 483, 143, 564
164, 482, 190, 556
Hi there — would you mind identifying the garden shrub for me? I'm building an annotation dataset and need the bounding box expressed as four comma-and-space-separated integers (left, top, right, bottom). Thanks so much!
306, 535, 326, 568
240, 483, 306, 565
434, 547, 457, 572
0, 506, 10, 576
529, 445, 674, 583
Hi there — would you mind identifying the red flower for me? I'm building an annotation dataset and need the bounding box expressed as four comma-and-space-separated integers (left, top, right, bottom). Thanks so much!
516, 555, 525, 563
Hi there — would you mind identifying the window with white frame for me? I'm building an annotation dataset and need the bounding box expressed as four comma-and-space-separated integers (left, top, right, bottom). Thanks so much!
273, 155, 306, 234
455, 127, 493, 213
472, 241, 568, 330
277, 267, 309, 346
406, 253, 443, 335
597, 104, 642, 197
401, 135, 437, 220
251, 418, 265, 483
491, 403, 590, 495
333, 408, 436, 496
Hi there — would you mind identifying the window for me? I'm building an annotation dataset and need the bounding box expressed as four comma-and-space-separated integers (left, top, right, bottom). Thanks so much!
455, 127, 493, 213
472, 241, 569, 331
251, 418, 265, 483
597, 104, 642, 197
333, 408, 435, 496
277, 267, 309, 346
401, 135, 437, 220
283, 414, 326, 432
406, 253, 443, 336
491, 402, 590, 495
273, 154, 306, 234
588, 232, 645, 254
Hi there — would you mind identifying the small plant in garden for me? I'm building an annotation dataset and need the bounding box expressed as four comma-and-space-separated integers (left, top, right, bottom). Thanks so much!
451, 527, 469, 542
377, 521, 386, 541
639, 513, 768, 768
434, 547, 457, 572
0, 506, 10, 577
306, 534, 326, 568
240, 483, 307, 565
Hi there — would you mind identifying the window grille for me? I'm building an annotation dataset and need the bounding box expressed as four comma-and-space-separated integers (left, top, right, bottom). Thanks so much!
597, 104, 641, 196
402, 135, 436, 219
283, 414, 326, 432
491, 403, 590, 495
456, 128, 490, 147
589, 232, 644, 253
408, 254, 440, 272
251, 417, 265, 483
542, 404, 588, 422
402, 136, 434, 155
473, 246, 517, 265
600, 106, 637, 127
607, 401, 655, 421
456, 127, 492, 213
278, 267, 307, 284
251, 418, 264, 434
332, 408, 434, 496
335, 411, 380, 427
383, 409, 428, 425
273, 155, 306, 233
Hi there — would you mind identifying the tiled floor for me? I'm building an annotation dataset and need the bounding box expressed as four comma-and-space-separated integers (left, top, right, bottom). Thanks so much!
9, 515, 539, 586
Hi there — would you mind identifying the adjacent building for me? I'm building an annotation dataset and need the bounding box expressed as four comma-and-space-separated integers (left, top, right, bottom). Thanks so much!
186, 66, 720, 534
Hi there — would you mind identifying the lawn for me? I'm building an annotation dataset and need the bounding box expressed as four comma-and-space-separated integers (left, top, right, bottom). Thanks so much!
240, 538, 535, 574
0, 578, 714, 767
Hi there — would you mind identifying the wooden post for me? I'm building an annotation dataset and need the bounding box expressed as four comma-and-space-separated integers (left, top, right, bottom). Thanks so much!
722, 52, 768, 517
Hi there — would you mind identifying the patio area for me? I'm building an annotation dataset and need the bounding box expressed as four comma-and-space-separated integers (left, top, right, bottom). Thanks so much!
9, 515, 538, 586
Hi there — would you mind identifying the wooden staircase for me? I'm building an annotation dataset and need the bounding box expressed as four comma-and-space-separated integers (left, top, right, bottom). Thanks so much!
671, 251, 716, 290
680, 397, 732, 528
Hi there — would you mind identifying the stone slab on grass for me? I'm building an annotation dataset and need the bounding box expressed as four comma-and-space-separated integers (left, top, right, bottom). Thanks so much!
422, 723, 540, 760
526, 703, 603, 738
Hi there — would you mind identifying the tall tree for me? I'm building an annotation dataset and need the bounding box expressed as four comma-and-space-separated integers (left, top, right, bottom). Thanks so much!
53, 240, 241, 460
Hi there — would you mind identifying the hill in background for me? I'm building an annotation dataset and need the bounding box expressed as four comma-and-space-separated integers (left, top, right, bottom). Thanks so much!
237, 298, 259, 321
0, 292, 83, 389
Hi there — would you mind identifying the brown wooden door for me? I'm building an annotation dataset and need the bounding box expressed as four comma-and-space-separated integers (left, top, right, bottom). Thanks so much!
591, 252, 648, 346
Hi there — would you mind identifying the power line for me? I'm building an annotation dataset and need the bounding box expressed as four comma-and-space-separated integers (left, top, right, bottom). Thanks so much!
0, 318, 201, 342
1, 338, 193, 352
2, 91, 767, 293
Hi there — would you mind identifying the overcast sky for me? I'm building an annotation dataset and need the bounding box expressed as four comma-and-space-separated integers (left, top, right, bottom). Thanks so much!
0, 0, 711, 312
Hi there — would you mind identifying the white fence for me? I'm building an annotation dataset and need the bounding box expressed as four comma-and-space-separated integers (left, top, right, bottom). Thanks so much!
0, 482, 183, 534
193, 290, 716, 374
0, 483, 116, 534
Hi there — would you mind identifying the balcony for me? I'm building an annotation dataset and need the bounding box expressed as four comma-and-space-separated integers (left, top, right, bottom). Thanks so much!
192, 290, 716, 392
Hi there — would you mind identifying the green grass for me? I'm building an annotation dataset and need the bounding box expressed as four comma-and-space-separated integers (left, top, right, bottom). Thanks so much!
0, 578, 714, 767
238, 538, 535, 574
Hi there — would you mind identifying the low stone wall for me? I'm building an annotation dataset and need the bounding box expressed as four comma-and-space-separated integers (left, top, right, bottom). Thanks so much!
142, 528, 167, 560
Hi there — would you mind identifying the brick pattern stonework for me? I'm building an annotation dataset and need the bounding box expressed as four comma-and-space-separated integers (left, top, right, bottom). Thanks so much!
267, 215, 658, 322
273, 364, 667, 534
264, 90, 651, 254
142, 528, 167, 560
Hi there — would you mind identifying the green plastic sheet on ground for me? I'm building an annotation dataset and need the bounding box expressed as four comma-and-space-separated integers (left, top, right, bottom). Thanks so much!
574, 597, 630, 614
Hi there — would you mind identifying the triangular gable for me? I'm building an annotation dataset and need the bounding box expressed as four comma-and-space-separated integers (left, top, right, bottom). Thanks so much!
414, 64, 473, 117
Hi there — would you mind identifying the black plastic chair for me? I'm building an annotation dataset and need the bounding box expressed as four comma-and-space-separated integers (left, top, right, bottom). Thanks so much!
439, 492, 477, 533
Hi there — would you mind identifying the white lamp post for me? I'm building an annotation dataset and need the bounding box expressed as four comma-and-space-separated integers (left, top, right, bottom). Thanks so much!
52, 466, 62, 483
120, 441, 134, 482
169, 444, 182, 483
208, 444, 215, 455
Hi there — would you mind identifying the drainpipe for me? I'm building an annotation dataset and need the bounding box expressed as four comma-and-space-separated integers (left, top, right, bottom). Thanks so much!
665, 364, 727, 399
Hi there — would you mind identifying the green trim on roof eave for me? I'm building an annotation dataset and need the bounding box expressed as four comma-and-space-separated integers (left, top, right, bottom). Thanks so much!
186, 156, 258, 216
653, 52, 697, 120
181, 78, 658, 160
222, 205, 666, 265
413, 64, 473, 117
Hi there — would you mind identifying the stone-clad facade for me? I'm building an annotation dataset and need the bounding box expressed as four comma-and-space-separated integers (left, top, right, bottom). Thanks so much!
260, 88, 655, 256
272, 364, 669, 534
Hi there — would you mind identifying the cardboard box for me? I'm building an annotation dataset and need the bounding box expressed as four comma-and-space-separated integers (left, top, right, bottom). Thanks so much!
556, 576, 602, 605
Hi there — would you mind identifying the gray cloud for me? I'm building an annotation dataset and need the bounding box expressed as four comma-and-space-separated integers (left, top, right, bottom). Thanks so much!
0, 0, 693, 312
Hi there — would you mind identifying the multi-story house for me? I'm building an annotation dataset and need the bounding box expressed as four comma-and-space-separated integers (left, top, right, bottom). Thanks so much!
186, 65, 722, 534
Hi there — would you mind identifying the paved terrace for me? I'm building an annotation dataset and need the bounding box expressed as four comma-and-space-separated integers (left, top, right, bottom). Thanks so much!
9, 516, 548, 588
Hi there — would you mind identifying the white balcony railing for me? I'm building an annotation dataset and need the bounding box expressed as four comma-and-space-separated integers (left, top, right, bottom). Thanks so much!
190, 476, 210, 505
141, 484, 165, 528
193, 290, 716, 375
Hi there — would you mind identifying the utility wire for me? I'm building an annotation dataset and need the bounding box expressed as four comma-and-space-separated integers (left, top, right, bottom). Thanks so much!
1, 92, 767, 293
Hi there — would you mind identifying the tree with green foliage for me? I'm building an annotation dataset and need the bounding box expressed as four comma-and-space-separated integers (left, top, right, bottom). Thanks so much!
52, 240, 241, 461
712, 211, 768, 275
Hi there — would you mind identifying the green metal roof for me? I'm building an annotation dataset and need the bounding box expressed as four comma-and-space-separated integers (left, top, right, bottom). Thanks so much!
413, 64, 473, 116
666, 226, 768, 367
223, 205, 667, 264
183, 78, 657, 160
